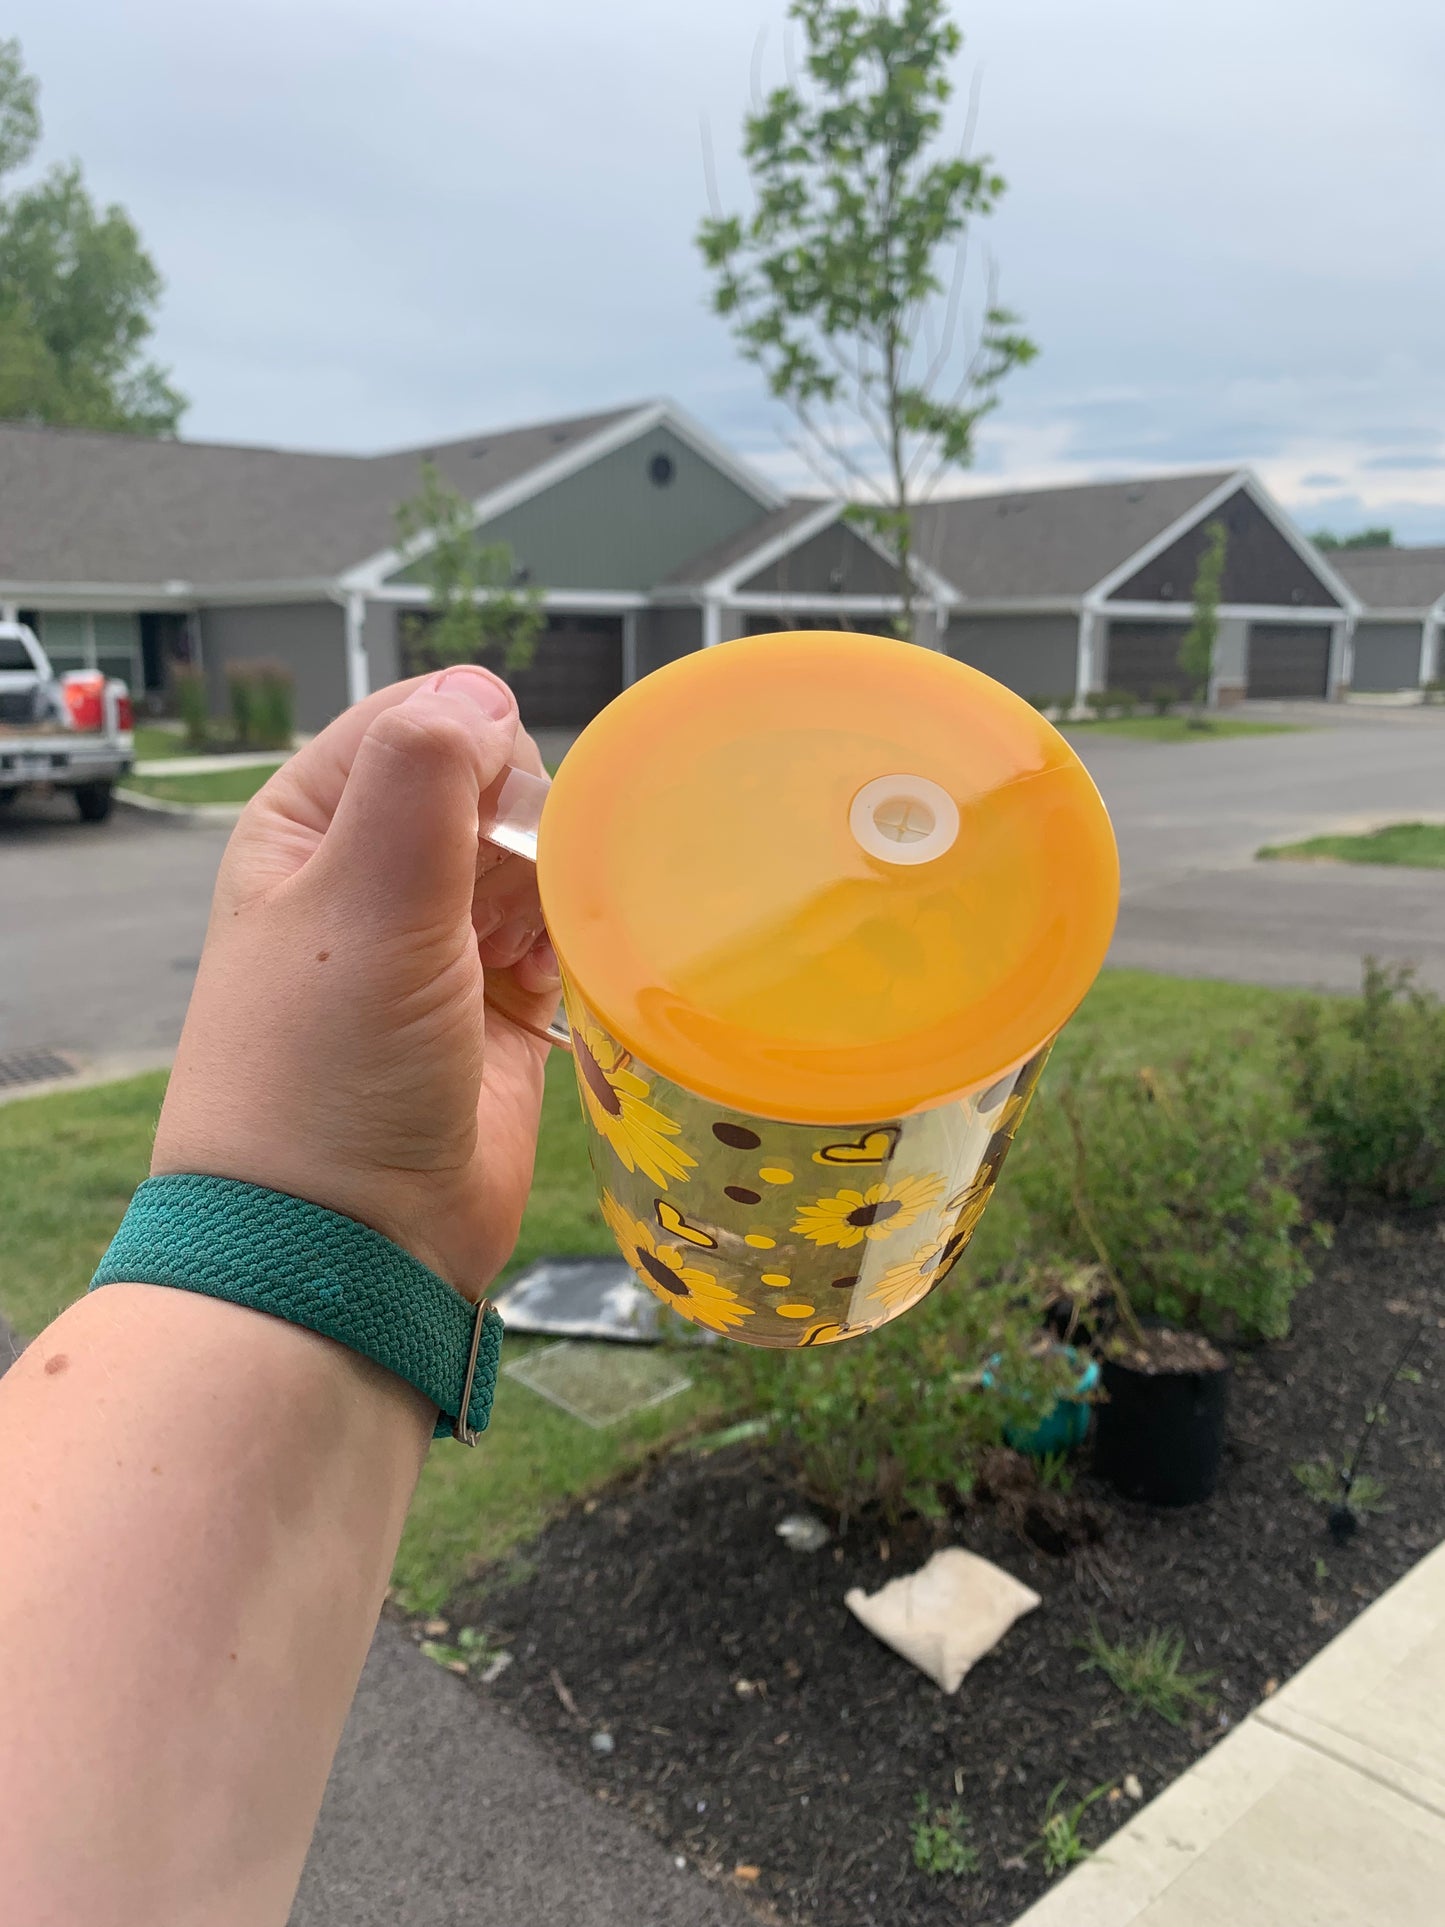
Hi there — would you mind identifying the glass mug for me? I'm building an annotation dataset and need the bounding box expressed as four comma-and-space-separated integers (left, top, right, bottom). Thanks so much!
482, 631, 1118, 1348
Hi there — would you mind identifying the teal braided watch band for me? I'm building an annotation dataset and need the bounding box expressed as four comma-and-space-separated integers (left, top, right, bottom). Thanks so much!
90, 1175, 503, 1443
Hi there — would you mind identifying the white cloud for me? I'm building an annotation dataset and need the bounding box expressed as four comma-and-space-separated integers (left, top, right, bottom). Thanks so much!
6, 0, 1444, 539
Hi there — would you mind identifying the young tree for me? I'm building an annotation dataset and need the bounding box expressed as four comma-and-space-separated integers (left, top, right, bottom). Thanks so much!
697, 0, 1035, 642
394, 460, 544, 674
1178, 520, 1227, 714
0, 37, 185, 434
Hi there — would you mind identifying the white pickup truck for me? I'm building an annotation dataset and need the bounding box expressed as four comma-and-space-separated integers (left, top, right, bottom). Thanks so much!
0, 621, 134, 823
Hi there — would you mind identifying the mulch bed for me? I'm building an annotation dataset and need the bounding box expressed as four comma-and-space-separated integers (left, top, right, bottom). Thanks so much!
446, 1209, 1445, 1927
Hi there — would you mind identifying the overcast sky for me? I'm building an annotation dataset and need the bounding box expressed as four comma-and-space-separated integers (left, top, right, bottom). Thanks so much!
9, 0, 1444, 538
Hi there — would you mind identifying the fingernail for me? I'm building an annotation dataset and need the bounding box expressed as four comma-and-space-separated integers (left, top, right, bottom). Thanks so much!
427, 666, 513, 720
478, 914, 540, 968
527, 933, 561, 987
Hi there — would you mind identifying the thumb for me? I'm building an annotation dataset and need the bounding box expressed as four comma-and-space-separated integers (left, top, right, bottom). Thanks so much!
313, 667, 520, 929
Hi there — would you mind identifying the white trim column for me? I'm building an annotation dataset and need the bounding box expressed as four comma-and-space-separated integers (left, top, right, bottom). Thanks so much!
622, 610, 640, 686
344, 592, 369, 705
1328, 616, 1354, 699
702, 599, 723, 649
1076, 604, 1101, 710
1421, 610, 1442, 689
0, 601, 17, 623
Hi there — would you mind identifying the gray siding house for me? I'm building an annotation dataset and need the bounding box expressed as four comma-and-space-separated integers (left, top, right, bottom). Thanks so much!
0, 402, 1389, 728
914, 470, 1361, 705
0, 403, 937, 731
1325, 547, 1445, 692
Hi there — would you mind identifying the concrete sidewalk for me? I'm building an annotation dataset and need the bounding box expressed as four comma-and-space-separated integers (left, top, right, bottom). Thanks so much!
131, 751, 291, 776
1014, 1537, 1445, 1926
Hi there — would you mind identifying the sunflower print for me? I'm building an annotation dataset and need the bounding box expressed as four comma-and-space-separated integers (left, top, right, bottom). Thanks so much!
599, 1191, 753, 1334
572, 1021, 696, 1190
791, 1172, 945, 1249
868, 1237, 948, 1316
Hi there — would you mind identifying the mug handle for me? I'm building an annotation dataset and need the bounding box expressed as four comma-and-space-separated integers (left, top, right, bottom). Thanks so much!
479, 766, 573, 1053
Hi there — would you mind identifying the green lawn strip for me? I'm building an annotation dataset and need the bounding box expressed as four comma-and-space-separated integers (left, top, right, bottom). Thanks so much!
1062, 716, 1301, 742
1258, 822, 1445, 870
130, 724, 194, 760
121, 764, 282, 806
0, 971, 1301, 1607
0, 1070, 169, 1337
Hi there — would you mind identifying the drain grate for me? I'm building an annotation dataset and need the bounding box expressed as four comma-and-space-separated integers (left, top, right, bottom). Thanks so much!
0, 1047, 76, 1091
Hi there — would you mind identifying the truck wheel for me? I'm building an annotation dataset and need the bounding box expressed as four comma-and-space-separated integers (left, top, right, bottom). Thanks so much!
73, 781, 115, 823
0, 787, 17, 807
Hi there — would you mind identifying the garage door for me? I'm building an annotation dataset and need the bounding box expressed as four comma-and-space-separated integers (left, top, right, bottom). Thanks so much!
1101, 622, 1191, 699
401, 614, 625, 728
1246, 624, 1331, 699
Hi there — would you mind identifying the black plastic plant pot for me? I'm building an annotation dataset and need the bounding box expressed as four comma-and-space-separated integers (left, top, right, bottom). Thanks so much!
1093, 1330, 1230, 1506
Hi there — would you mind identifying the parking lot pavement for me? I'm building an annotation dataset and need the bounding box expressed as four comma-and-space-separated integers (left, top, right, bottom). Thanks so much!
0, 790, 226, 1060
1065, 715, 1445, 995
2, 709, 1443, 1072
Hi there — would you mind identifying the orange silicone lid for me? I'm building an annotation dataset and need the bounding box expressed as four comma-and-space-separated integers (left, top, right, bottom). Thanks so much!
537, 632, 1119, 1125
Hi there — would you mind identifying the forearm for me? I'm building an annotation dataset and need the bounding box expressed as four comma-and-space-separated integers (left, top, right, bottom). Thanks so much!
0, 1283, 432, 1927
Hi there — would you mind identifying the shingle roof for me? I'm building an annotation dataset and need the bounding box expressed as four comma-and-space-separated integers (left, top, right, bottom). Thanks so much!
0, 406, 643, 587
656, 498, 828, 590
911, 470, 1238, 600
1326, 546, 1445, 614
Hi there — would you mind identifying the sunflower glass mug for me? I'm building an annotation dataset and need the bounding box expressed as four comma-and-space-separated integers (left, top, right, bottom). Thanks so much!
485, 631, 1118, 1348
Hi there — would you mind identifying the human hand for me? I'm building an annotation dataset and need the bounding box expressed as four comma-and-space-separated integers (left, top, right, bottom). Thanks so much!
151, 667, 558, 1298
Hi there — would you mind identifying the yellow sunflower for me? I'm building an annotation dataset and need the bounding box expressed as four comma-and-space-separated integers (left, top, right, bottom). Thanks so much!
866, 1238, 947, 1317
599, 1191, 753, 1335
791, 1172, 945, 1250
930, 1178, 997, 1287
572, 1021, 696, 1191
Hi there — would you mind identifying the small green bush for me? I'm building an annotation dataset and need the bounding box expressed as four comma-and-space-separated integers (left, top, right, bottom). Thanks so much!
733, 1270, 1073, 1525
226, 659, 295, 751
1149, 683, 1176, 716
1083, 689, 1113, 717
1104, 687, 1138, 717
1078, 1620, 1215, 1725
1016, 1050, 1307, 1341
173, 664, 209, 749
911, 1795, 978, 1877
1287, 962, 1445, 1207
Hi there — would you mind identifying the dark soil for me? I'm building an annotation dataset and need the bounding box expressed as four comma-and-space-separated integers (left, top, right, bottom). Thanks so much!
448, 1211, 1445, 1927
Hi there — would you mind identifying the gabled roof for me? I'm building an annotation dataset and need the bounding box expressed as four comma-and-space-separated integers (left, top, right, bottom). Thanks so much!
1326, 545, 1445, 615
0, 404, 665, 588
912, 470, 1239, 601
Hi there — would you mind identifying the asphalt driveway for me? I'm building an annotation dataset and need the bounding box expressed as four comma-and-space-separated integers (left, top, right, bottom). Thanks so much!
1, 706, 1443, 1074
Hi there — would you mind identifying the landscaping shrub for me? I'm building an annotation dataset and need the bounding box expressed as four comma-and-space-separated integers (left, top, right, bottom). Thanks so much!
226, 659, 295, 750
1016, 1050, 1308, 1341
733, 1269, 1073, 1525
173, 664, 209, 749
1148, 684, 1176, 716
1103, 687, 1138, 717
1083, 689, 1113, 718
1286, 961, 1445, 1208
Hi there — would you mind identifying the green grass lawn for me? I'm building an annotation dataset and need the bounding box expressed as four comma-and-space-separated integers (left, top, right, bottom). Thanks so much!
1062, 715, 1302, 742
131, 723, 195, 760
0, 968, 1303, 1610
121, 764, 283, 806
1258, 822, 1445, 870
